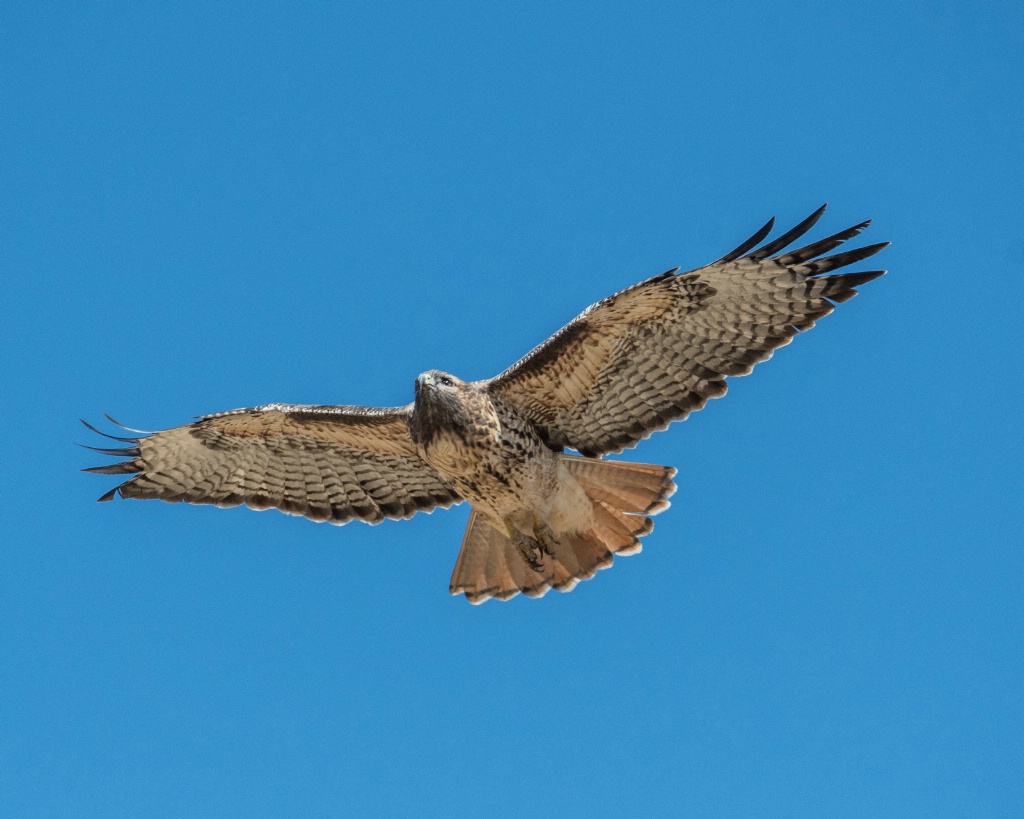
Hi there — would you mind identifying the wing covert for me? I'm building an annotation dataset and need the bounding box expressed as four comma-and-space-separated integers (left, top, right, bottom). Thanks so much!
83, 404, 461, 524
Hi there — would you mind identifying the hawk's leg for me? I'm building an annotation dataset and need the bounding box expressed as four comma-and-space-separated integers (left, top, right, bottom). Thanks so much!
532, 515, 560, 555
504, 517, 548, 572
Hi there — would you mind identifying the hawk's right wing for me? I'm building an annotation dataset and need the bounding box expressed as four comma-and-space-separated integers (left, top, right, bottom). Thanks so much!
486, 205, 887, 456
83, 404, 461, 524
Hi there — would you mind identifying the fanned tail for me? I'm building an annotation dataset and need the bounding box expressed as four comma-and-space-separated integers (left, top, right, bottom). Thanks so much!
564, 456, 677, 516
449, 457, 676, 604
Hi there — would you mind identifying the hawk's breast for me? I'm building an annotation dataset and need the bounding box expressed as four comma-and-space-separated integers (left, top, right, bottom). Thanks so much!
422, 428, 487, 476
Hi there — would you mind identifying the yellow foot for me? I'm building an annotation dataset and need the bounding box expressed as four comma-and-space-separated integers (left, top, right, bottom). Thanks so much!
504, 517, 548, 572
532, 515, 560, 553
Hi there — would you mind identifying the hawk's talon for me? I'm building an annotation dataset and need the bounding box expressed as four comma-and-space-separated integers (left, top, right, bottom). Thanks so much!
532, 515, 559, 556
516, 542, 546, 572
505, 516, 549, 571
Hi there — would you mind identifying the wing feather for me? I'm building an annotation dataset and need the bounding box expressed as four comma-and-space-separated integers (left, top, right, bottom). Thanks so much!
83, 403, 461, 524
486, 206, 887, 456
715, 216, 776, 263
746, 204, 827, 260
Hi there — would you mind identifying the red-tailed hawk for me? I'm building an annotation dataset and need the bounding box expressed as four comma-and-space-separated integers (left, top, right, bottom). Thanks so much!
85, 205, 887, 603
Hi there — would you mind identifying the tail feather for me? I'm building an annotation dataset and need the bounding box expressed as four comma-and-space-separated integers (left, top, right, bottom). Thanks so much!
452, 512, 551, 603
563, 530, 614, 580
566, 457, 677, 514
592, 498, 652, 556
483, 521, 516, 598
502, 541, 537, 598
449, 457, 677, 604
451, 511, 512, 603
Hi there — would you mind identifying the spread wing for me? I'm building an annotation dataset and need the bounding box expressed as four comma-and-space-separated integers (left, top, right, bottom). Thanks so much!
83, 404, 461, 524
486, 205, 888, 456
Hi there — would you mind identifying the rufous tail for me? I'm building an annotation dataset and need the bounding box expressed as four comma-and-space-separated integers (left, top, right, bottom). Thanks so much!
449, 457, 677, 604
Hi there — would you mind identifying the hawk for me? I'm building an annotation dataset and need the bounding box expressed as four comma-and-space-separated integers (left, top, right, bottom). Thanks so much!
84, 205, 887, 603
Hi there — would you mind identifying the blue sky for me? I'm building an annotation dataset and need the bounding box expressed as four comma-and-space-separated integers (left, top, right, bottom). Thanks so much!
2, 2, 1021, 816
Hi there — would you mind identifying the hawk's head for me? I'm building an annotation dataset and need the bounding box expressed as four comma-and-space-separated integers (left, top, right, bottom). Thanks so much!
409, 370, 490, 450
415, 370, 464, 395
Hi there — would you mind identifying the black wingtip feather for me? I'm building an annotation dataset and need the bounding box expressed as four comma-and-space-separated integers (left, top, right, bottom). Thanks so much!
826, 269, 887, 286
716, 216, 776, 264
81, 416, 145, 482
103, 414, 154, 434
78, 443, 142, 457
805, 242, 890, 275
80, 418, 140, 443
775, 221, 873, 266
747, 204, 828, 261
82, 461, 142, 475
820, 270, 887, 302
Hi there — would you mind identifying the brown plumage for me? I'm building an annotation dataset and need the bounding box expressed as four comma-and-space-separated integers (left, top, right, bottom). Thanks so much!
84, 205, 887, 603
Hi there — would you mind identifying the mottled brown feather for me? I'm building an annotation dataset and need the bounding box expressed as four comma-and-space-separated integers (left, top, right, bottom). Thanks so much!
485, 205, 887, 456
85, 404, 461, 524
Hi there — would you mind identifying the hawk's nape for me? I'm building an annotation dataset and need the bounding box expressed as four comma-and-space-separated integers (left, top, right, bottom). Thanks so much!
82, 405, 461, 524
485, 204, 887, 457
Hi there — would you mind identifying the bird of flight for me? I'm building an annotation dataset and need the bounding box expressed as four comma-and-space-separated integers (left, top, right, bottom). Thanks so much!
84, 205, 887, 603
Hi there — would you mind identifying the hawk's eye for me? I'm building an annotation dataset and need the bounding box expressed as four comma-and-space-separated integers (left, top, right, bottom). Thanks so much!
438, 375, 453, 387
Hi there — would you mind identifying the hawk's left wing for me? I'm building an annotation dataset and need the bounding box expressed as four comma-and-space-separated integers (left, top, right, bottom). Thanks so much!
486, 205, 887, 456
83, 404, 461, 524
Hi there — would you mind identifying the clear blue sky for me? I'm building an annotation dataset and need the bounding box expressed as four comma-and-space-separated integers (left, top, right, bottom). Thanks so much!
2, 2, 1021, 816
